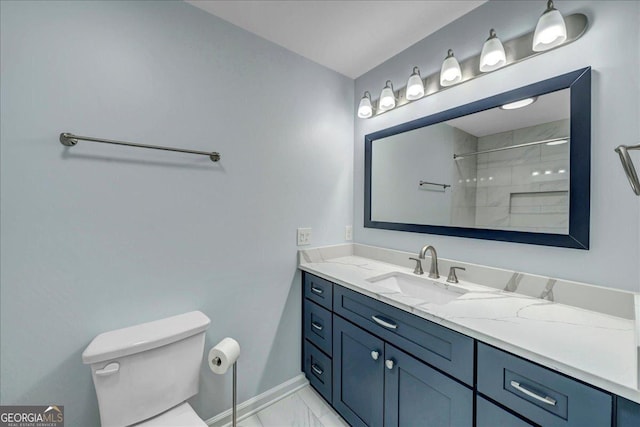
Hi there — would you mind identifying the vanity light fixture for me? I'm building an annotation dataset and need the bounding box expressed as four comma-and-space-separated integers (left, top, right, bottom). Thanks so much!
357, 91, 374, 118
546, 139, 568, 145
533, 0, 567, 51
406, 67, 425, 100
500, 97, 537, 110
356, 3, 587, 119
378, 80, 397, 111
440, 50, 462, 87
479, 29, 506, 72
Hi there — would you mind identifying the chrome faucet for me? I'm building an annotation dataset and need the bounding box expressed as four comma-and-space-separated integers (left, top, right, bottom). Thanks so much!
419, 245, 439, 279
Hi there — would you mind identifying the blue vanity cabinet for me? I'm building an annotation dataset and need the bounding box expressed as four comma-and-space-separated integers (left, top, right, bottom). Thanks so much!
333, 315, 472, 427
333, 285, 474, 386
302, 272, 625, 427
302, 272, 334, 404
333, 315, 385, 427
477, 342, 612, 427
384, 343, 472, 427
617, 397, 640, 427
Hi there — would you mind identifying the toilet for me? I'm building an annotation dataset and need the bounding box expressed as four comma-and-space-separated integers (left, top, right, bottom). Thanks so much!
82, 311, 211, 427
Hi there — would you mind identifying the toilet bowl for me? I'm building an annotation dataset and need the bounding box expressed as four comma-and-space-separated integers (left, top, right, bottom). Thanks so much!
134, 402, 205, 427
82, 311, 211, 427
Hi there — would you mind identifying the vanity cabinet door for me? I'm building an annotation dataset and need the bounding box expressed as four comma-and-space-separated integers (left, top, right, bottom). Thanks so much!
384, 343, 472, 427
617, 397, 640, 427
476, 396, 534, 427
333, 315, 384, 427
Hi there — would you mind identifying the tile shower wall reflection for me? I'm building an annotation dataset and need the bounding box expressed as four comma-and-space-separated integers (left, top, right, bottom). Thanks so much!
473, 119, 569, 233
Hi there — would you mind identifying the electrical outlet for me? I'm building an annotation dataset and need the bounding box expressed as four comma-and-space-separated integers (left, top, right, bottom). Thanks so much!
345, 225, 353, 241
297, 228, 312, 246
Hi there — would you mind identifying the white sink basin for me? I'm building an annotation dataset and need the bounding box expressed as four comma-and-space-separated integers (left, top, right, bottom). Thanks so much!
367, 272, 467, 305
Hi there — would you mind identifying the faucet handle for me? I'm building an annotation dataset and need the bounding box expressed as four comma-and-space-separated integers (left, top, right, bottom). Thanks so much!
447, 266, 466, 284
409, 257, 424, 275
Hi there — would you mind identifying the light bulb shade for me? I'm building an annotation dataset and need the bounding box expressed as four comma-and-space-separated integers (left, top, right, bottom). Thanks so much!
532, 3, 567, 51
357, 93, 373, 118
440, 50, 461, 87
500, 97, 537, 110
405, 68, 424, 101
480, 31, 506, 72
379, 81, 396, 111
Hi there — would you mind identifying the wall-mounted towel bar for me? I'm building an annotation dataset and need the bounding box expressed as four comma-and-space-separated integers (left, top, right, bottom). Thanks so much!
59, 133, 221, 162
615, 144, 640, 195
419, 181, 451, 190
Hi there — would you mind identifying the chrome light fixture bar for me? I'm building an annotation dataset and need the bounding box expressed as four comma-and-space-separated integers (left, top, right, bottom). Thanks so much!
358, 11, 587, 119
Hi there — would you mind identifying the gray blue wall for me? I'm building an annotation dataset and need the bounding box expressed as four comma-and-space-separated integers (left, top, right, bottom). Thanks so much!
354, 1, 640, 293
0, 1, 353, 425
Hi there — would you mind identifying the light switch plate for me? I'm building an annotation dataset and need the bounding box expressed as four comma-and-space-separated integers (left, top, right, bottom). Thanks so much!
345, 225, 353, 241
297, 228, 312, 246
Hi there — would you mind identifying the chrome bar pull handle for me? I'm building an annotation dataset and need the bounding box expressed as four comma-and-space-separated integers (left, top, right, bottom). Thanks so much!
385, 359, 395, 370
372, 315, 398, 329
510, 381, 557, 406
311, 364, 323, 376
311, 322, 323, 331
310, 286, 324, 295
371, 350, 380, 361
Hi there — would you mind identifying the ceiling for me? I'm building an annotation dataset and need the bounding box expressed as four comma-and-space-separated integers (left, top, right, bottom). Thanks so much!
185, 0, 486, 79
445, 89, 570, 138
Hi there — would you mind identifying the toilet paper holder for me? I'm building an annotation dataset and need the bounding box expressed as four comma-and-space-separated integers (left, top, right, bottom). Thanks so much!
211, 356, 238, 427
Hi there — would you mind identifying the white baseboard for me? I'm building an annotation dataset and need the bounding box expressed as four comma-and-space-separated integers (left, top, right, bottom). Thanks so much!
205, 374, 309, 427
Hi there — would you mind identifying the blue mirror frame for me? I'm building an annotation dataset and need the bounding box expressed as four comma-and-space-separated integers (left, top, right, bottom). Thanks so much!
364, 67, 591, 249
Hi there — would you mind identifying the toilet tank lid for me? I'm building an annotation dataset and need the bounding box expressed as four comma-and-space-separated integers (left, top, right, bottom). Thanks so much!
82, 311, 210, 365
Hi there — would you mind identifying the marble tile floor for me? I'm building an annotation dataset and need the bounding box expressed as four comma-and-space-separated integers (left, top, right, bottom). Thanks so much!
230, 385, 349, 427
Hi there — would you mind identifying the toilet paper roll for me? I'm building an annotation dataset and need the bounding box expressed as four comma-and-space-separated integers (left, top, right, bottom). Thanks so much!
208, 337, 240, 375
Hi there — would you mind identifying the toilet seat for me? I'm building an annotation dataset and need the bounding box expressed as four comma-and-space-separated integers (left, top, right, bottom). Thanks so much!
134, 402, 207, 427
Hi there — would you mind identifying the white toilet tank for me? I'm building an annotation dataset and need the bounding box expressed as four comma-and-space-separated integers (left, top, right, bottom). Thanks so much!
82, 311, 211, 427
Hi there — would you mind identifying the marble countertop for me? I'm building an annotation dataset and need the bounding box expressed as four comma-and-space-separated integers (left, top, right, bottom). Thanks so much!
299, 246, 639, 403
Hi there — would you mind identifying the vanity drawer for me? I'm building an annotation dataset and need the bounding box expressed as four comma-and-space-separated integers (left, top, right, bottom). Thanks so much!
477, 343, 612, 427
333, 285, 474, 385
476, 396, 534, 427
303, 299, 332, 356
303, 340, 332, 404
303, 273, 333, 310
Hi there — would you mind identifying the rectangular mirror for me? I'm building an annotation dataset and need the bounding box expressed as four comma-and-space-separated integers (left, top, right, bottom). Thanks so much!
365, 68, 591, 249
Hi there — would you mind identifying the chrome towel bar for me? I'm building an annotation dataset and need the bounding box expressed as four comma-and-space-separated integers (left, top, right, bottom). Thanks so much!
419, 180, 451, 190
59, 132, 220, 162
615, 144, 640, 195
